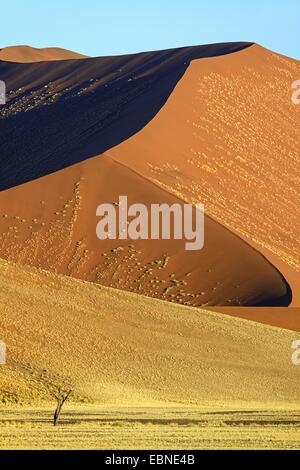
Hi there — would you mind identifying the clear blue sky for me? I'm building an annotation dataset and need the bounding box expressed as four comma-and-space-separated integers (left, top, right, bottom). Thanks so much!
1, 0, 299, 59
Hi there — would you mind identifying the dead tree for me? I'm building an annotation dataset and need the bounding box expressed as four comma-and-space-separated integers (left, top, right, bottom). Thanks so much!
53, 389, 72, 426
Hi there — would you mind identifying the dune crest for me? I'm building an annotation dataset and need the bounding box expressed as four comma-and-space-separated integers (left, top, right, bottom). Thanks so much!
0, 42, 252, 190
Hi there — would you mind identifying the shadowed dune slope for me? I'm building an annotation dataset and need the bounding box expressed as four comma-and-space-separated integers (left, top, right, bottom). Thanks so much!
0, 45, 88, 62
0, 154, 290, 307
0, 258, 299, 405
107, 44, 300, 301
0, 42, 252, 190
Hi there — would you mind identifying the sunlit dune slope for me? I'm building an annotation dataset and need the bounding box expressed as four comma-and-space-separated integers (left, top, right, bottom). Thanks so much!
0, 42, 251, 190
0, 258, 299, 405
107, 44, 300, 301
0, 154, 290, 307
0, 45, 88, 62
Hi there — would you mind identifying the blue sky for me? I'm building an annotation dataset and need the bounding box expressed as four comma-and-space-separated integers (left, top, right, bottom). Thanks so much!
1, 0, 299, 59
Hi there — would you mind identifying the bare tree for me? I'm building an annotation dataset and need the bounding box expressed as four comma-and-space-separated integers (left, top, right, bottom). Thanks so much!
53, 389, 72, 426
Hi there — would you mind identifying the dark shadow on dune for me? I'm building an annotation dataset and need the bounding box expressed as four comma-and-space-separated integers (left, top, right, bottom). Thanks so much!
255, 282, 292, 307
0, 42, 252, 191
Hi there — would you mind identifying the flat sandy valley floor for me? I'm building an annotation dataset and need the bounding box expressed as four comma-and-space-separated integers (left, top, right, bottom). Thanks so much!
1, 404, 300, 450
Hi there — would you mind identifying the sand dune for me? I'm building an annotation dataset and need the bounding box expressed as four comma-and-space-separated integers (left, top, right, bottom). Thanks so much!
0, 258, 299, 406
0, 45, 88, 62
0, 154, 289, 307
0, 42, 294, 307
3, 43, 293, 296
107, 44, 300, 303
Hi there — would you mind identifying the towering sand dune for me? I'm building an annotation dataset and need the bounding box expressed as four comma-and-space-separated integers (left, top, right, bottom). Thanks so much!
0, 258, 299, 405
0, 45, 88, 62
0, 154, 289, 307
0, 42, 297, 306
107, 45, 300, 301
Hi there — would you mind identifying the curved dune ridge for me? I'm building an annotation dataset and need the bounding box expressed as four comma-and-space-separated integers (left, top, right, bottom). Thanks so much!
107, 44, 300, 304
0, 154, 290, 307
0, 42, 297, 307
0, 258, 299, 405
0, 42, 251, 190
0, 45, 88, 62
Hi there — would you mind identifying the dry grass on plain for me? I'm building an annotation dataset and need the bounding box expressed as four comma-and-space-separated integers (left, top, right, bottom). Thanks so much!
1, 404, 300, 450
